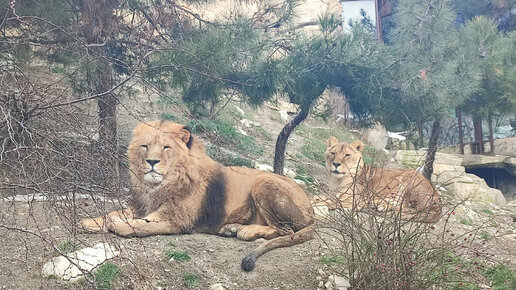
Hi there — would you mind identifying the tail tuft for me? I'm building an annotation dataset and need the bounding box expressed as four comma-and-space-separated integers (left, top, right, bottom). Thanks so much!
241, 252, 257, 272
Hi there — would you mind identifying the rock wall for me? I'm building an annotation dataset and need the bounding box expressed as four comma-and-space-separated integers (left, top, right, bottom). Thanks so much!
394, 150, 508, 206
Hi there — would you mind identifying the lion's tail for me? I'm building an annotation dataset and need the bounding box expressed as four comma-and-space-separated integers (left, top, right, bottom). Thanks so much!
241, 220, 316, 272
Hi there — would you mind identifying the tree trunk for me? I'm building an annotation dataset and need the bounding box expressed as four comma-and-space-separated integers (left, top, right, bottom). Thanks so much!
80, 0, 120, 182
456, 108, 464, 155
422, 120, 440, 180
488, 114, 494, 155
273, 105, 310, 175
97, 65, 119, 179
417, 117, 424, 149
473, 115, 483, 154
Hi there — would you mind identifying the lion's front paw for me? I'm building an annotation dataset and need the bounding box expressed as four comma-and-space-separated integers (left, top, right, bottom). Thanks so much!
79, 217, 107, 233
218, 223, 242, 237
106, 220, 136, 237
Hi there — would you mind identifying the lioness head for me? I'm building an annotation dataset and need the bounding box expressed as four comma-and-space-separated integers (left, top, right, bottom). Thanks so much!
127, 120, 193, 186
325, 137, 365, 179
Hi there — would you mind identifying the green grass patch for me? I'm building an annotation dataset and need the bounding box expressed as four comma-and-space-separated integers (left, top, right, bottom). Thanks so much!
51, 66, 67, 74
460, 218, 474, 226
480, 209, 494, 215
485, 264, 516, 290
206, 145, 253, 167
479, 231, 491, 241
301, 138, 327, 165
188, 118, 262, 155
295, 175, 315, 185
252, 125, 274, 142
319, 255, 346, 266
161, 112, 177, 121
489, 221, 499, 228
95, 262, 122, 289
183, 272, 199, 288
58, 240, 78, 254
296, 124, 354, 143
165, 250, 191, 262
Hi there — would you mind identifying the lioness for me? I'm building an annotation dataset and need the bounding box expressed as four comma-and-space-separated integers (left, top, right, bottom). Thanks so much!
312, 137, 442, 223
80, 120, 314, 271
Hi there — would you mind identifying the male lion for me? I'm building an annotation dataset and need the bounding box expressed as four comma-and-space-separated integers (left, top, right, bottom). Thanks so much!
312, 137, 442, 223
80, 120, 314, 271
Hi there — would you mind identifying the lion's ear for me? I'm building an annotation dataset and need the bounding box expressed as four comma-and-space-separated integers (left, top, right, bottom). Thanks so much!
327, 137, 338, 148
179, 127, 192, 148
350, 140, 365, 152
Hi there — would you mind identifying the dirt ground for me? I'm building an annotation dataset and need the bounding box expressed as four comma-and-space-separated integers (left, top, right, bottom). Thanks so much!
0, 198, 333, 289
1, 194, 516, 289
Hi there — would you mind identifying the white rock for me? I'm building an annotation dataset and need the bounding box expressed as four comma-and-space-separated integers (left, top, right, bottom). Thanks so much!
503, 234, 516, 240
255, 163, 273, 172
236, 126, 248, 136
233, 105, 245, 116
387, 131, 407, 141
327, 275, 351, 290
324, 280, 334, 290
41, 243, 120, 282
313, 205, 329, 217
284, 168, 297, 178
210, 283, 226, 290
294, 179, 306, 185
279, 110, 289, 120
240, 119, 260, 128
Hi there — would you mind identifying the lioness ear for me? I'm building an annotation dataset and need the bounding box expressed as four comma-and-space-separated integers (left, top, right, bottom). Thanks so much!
350, 140, 365, 152
327, 137, 338, 148
179, 127, 193, 149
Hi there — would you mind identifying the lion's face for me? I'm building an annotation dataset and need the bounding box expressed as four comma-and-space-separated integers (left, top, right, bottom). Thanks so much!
325, 137, 365, 179
127, 121, 192, 186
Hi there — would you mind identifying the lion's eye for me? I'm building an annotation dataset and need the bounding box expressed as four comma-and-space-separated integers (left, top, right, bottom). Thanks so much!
345, 154, 350, 157
141, 145, 148, 149
164, 145, 171, 150
330, 152, 336, 156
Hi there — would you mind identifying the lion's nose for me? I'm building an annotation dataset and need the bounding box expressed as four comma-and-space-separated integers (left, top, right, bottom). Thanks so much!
333, 162, 341, 168
146, 159, 160, 167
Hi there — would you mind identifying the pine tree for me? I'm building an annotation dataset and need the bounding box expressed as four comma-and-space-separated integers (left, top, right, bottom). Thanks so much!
267, 16, 384, 174
458, 16, 513, 154
388, 0, 483, 179
1, 0, 298, 181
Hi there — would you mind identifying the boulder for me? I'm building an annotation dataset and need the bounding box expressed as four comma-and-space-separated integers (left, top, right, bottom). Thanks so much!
393, 150, 426, 169
210, 283, 226, 290
394, 150, 507, 206
493, 137, 516, 157
41, 243, 120, 282
325, 275, 351, 290
362, 123, 388, 150
437, 171, 507, 206
255, 163, 273, 172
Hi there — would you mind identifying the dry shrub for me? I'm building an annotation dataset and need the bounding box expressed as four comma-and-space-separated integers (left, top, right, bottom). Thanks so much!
0, 66, 132, 288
